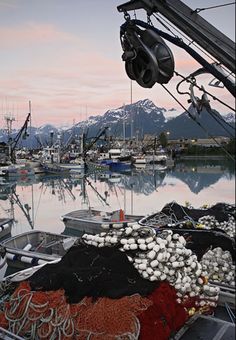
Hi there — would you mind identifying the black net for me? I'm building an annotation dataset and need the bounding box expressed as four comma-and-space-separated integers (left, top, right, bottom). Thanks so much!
28, 243, 158, 303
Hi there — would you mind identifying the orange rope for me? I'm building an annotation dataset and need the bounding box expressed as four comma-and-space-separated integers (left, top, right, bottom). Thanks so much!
74, 295, 152, 338
0, 282, 152, 339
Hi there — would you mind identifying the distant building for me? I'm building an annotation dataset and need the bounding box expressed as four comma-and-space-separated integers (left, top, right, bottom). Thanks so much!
168, 137, 230, 150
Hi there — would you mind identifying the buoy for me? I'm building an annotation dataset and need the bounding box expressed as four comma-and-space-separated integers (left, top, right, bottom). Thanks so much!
119, 209, 125, 222
23, 243, 32, 251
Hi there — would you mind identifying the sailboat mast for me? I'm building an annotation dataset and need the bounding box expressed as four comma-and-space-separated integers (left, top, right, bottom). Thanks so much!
123, 103, 126, 143
29, 100, 31, 126
130, 80, 133, 140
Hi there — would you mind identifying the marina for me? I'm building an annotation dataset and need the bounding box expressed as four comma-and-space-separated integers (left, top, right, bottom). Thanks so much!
0, 149, 235, 339
0, 0, 235, 338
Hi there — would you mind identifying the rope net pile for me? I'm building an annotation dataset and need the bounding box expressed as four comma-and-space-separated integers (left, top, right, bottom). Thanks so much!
141, 202, 235, 239
0, 220, 229, 339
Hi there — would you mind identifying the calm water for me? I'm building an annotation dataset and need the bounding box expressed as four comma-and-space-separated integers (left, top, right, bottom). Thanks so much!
0, 158, 235, 278
0, 158, 235, 235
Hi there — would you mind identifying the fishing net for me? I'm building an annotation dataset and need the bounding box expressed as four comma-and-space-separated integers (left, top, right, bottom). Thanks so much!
143, 202, 235, 226
0, 231, 222, 338
138, 281, 188, 340
141, 201, 235, 261
0, 279, 192, 340
28, 244, 159, 303
0, 281, 152, 339
161, 202, 235, 223
73, 294, 152, 339
163, 228, 235, 261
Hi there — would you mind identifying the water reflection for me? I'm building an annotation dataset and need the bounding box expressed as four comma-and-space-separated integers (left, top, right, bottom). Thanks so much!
170, 159, 234, 194
0, 159, 234, 238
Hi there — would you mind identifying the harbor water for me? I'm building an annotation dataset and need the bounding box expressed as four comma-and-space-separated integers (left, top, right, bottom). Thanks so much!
0, 158, 235, 278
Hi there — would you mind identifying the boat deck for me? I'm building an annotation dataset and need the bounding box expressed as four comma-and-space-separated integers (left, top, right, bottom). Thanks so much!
172, 314, 235, 339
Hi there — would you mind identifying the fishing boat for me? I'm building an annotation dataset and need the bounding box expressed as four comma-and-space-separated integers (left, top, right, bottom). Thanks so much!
61, 208, 144, 235
41, 159, 85, 174
0, 243, 6, 269
40, 142, 85, 174
1, 230, 78, 269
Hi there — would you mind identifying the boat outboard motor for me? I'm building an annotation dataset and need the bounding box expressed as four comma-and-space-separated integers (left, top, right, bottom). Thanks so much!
120, 20, 175, 88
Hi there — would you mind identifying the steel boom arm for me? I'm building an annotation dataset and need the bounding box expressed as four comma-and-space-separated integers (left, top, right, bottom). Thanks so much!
117, 0, 235, 74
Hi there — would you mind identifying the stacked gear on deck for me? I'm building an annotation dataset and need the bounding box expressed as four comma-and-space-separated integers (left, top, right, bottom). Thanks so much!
0, 225, 224, 339
141, 202, 236, 239
0, 280, 187, 340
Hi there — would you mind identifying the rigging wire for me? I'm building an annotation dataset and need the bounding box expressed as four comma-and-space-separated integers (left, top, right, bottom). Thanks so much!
123, 19, 235, 96
167, 2, 235, 51
161, 84, 235, 162
175, 71, 236, 113
192, 2, 236, 13
148, 12, 235, 120
34, 183, 44, 223
205, 110, 235, 138
152, 12, 236, 96
209, 110, 235, 131
152, 13, 233, 85
152, 12, 233, 77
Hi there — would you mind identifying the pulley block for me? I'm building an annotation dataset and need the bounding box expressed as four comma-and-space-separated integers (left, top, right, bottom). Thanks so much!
120, 22, 175, 88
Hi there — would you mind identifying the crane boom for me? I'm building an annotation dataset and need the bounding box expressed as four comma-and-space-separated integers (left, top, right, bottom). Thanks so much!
117, 0, 235, 74
82, 126, 109, 159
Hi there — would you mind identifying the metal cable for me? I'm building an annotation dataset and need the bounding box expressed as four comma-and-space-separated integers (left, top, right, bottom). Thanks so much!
193, 2, 236, 13
153, 13, 218, 65
167, 2, 235, 49
122, 20, 235, 96
175, 71, 236, 112
161, 84, 235, 162
206, 110, 235, 137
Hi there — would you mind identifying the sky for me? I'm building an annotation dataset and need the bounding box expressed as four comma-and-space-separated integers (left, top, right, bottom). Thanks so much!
0, 0, 235, 128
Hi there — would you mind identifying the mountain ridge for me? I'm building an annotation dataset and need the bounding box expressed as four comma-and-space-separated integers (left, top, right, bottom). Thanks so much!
0, 99, 234, 149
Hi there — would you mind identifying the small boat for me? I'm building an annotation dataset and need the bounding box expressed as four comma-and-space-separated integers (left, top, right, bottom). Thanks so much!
61, 208, 144, 235
100, 159, 131, 172
0, 164, 25, 176
132, 154, 147, 165
1, 164, 35, 177
1, 230, 78, 269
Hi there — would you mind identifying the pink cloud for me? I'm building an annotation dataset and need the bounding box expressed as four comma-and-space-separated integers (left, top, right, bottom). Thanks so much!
0, 22, 77, 48
0, 0, 18, 9
1, 33, 234, 128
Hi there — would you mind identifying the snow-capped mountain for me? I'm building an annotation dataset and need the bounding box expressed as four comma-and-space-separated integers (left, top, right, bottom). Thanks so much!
222, 112, 235, 123
0, 99, 234, 149
163, 108, 182, 122
72, 99, 167, 138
